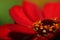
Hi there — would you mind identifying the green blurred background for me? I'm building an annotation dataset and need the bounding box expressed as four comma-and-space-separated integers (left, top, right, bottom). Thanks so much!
0, 0, 60, 25
0, 0, 22, 25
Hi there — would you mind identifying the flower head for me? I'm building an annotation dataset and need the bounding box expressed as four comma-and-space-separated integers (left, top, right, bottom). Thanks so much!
9, 1, 60, 40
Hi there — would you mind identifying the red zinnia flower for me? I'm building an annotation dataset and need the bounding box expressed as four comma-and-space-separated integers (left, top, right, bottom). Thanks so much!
9, 1, 60, 40
0, 1, 60, 40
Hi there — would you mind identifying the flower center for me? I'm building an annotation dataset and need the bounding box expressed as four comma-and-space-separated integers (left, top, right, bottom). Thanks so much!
33, 19, 60, 36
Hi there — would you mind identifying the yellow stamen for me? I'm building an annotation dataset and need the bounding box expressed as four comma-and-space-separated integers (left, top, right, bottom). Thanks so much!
44, 26, 48, 29
55, 24, 59, 29
38, 21, 41, 23
43, 30, 46, 33
50, 26, 54, 29
36, 27, 39, 30
49, 26, 54, 31
35, 24, 39, 27
49, 29, 52, 31
40, 26, 43, 29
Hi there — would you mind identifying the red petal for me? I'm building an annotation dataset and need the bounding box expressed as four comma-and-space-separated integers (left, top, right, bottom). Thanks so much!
0, 25, 11, 39
9, 5, 33, 27
47, 33, 54, 39
0, 37, 11, 40
7, 24, 35, 34
43, 3, 60, 19
56, 29, 60, 33
23, 1, 43, 22
39, 36, 48, 40
33, 36, 48, 40
33, 37, 38, 40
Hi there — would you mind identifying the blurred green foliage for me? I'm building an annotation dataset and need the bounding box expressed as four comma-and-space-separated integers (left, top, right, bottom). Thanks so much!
0, 0, 22, 25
